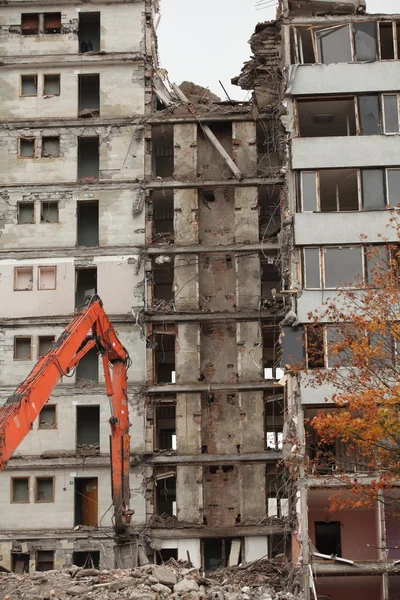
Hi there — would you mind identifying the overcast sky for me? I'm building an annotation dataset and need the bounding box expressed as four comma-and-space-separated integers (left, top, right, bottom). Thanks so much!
157, 0, 400, 101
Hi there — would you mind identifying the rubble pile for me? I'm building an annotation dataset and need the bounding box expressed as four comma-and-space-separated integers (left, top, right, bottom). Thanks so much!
1, 558, 300, 600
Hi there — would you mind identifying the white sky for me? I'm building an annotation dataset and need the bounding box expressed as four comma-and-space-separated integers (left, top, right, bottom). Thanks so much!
157, 0, 400, 101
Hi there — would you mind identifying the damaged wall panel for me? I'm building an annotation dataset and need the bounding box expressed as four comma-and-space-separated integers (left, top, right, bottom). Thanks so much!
173, 124, 197, 180
239, 392, 265, 453
174, 255, 199, 311
204, 465, 240, 528
202, 393, 240, 455
237, 322, 263, 382
175, 323, 200, 383
199, 254, 236, 312
232, 122, 257, 177
241, 464, 267, 522
234, 187, 259, 244
197, 123, 233, 180
199, 187, 234, 245
176, 466, 203, 523
200, 322, 237, 383
174, 189, 199, 245
176, 393, 201, 455
236, 254, 261, 311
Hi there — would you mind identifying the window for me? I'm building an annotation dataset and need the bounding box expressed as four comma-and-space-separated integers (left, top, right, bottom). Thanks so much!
12, 553, 30, 574
306, 326, 325, 369
304, 247, 364, 289
76, 340, 99, 383
78, 74, 100, 116
300, 170, 359, 212
14, 337, 32, 360
379, 22, 395, 59
296, 97, 356, 137
203, 539, 243, 571
154, 333, 175, 383
72, 551, 100, 568
77, 201, 99, 246
354, 22, 377, 61
35, 477, 54, 503
39, 405, 57, 429
75, 267, 97, 307
20, 75, 37, 97
41, 137, 60, 158
362, 169, 386, 210
36, 551, 54, 571
315, 521, 341, 556
43, 74, 60, 96
43, 13, 61, 34
41, 201, 59, 223
76, 406, 100, 449
78, 137, 99, 180
17, 202, 35, 224
383, 94, 400, 134
11, 477, 29, 503
315, 25, 352, 64
387, 169, 400, 208
152, 125, 174, 178
78, 13, 101, 53
358, 95, 382, 135
152, 190, 174, 239
155, 405, 176, 450
21, 13, 39, 36
19, 137, 36, 158
38, 335, 55, 357
38, 266, 56, 290
155, 470, 176, 516
304, 248, 321, 289
14, 267, 33, 291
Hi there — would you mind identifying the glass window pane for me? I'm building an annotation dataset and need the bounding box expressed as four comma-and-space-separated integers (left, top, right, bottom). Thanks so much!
304, 248, 321, 288
316, 26, 352, 64
354, 22, 378, 61
362, 169, 385, 209
366, 245, 388, 282
384, 95, 399, 133
324, 247, 363, 288
301, 172, 318, 211
327, 326, 353, 368
359, 95, 382, 135
387, 169, 400, 208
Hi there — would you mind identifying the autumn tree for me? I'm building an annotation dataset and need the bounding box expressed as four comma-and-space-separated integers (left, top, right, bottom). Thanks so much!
303, 234, 400, 510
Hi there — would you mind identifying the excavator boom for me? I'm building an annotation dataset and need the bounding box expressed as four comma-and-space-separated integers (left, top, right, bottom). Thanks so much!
0, 296, 132, 536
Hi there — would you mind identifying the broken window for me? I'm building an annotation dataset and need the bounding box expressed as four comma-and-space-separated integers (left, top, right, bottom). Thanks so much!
155, 470, 176, 516
383, 94, 400, 134
72, 551, 100, 569
76, 406, 100, 453
42, 137, 60, 158
155, 405, 176, 450
19, 137, 36, 158
379, 22, 395, 59
324, 247, 363, 288
14, 337, 32, 360
12, 554, 30, 574
153, 259, 174, 303
17, 202, 35, 224
74, 478, 98, 526
21, 13, 39, 36
38, 404, 57, 429
359, 95, 382, 135
301, 172, 318, 211
265, 397, 284, 452
319, 169, 358, 212
306, 325, 325, 369
297, 98, 356, 137
203, 539, 242, 571
315, 25, 352, 64
78, 137, 99, 180
154, 333, 175, 384
266, 466, 289, 518
152, 125, 174, 178
354, 22, 377, 61
77, 201, 99, 247
76, 340, 99, 384
304, 248, 321, 289
152, 190, 174, 240
35, 477, 54, 503
75, 267, 97, 307
36, 551, 54, 572
263, 328, 282, 380
78, 74, 100, 117
38, 335, 55, 358
387, 169, 400, 208
79, 13, 101, 53
38, 266, 56, 290
43, 74, 60, 96
315, 521, 342, 556
41, 201, 59, 223
21, 75, 37, 97
292, 27, 315, 64
14, 267, 33, 291
11, 477, 29, 503
362, 169, 386, 210
43, 13, 61, 34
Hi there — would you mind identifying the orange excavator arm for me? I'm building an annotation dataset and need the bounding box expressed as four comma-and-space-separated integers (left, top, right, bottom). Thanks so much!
0, 296, 132, 536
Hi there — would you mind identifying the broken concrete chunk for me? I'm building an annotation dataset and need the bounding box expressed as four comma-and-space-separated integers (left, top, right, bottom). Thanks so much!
174, 578, 200, 593
152, 566, 177, 586
108, 576, 137, 591
151, 582, 173, 594
66, 586, 87, 596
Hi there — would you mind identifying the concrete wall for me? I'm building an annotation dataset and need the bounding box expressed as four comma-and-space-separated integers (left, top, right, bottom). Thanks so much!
292, 136, 400, 170
0, 3, 145, 57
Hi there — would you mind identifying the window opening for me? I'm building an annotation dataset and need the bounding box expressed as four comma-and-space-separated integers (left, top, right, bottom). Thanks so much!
153, 260, 174, 303
43, 13, 61, 34
315, 521, 342, 556
72, 551, 100, 568
38, 266, 56, 290
11, 477, 29, 503
21, 75, 37, 96
74, 478, 98, 526
327, 326, 353, 368
154, 334, 176, 383
38, 335, 55, 358
362, 169, 386, 209
15, 267, 33, 291
155, 471, 176, 516
75, 267, 97, 307
387, 169, 400, 208
78, 13, 100, 53
76, 406, 100, 454
155, 405, 176, 450
17, 202, 34, 224
12, 553, 30, 574
152, 125, 174, 178
266, 466, 289, 518
359, 95, 382, 135
41, 201, 59, 223
203, 539, 242, 571
152, 190, 174, 240
156, 549, 178, 564
39, 404, 57, 429
306, 326, 325, 369
14, 337, 32, 360
354, 22, 377, 61
35, 477, 54, 502
324, 247, 363, 288
75, 340, 99, 384
297, 98, 356, 137
304, 248, 321, 289
383, 94, 400, 134
78, 137, 99, 180
319, 169, 358, 212
42, 137, 60, 158
43, 74, 60, 96
36, 551, 54, 571
19, 138, 35, 158
293, 27, 315, 63
21, 13, 39, 36
265, 398, 284, 452
78, 74, 100, 117
380, 22, 395, 59
77, 201, 99, 247
315, 25, 352, 64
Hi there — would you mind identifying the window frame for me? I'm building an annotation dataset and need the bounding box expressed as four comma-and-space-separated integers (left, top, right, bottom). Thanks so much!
18, 137, 37, 159
38, 404, 58, 430
43, 12, 62, 35
304, 246, 367, 290
17, 201, 35, 224
40, 201, 59, 224
43, 74, 61, 97
13, 336, 33, 361
20, 74, 38, 97
34, 476, 55, 503
314, 23, 354, 65
38, 265, 57, 291
382, 93, 400, 135
41, 136, 60, 158
21, 13, 39, 36
386, 168, 400, 208
10, 476, 30, 504
38, 335, 56, 358
14, 266, 34, 291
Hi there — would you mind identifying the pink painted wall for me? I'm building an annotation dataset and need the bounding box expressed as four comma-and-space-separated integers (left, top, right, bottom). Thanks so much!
385, 512, 400, 560
317, 579, 381, 600
309, 509, 379, 560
